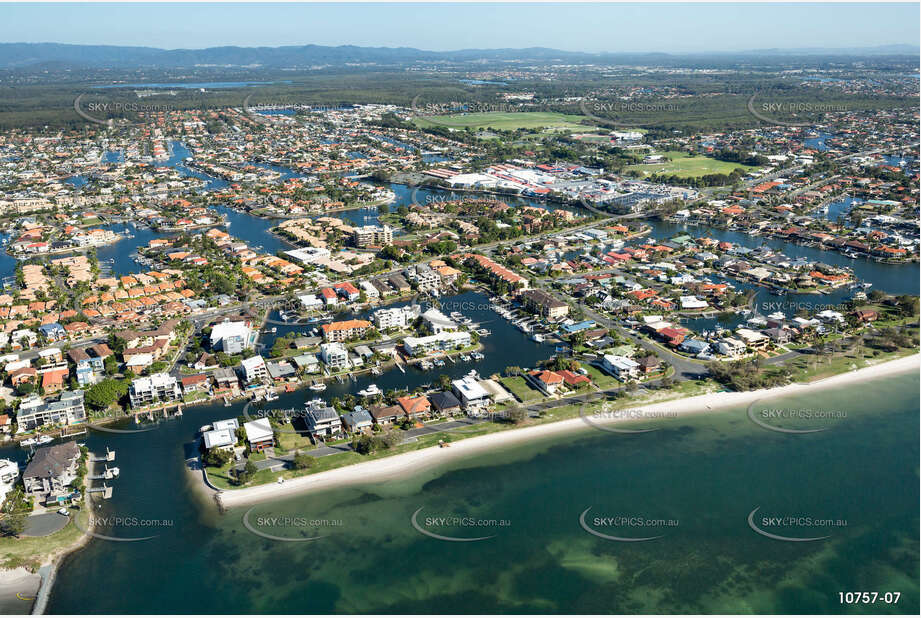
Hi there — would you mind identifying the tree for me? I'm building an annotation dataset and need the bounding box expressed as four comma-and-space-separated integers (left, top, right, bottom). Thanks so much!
0, 512, 26, 538
292, 452, 317, 469
505, 406, 527, 424
352, 434, 374, 455
203, 448, 232, 467
235, 460, 258, 485
85, 379, 129, 410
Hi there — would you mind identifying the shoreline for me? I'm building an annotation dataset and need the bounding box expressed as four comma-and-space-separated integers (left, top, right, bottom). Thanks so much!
217, 353, 919, 510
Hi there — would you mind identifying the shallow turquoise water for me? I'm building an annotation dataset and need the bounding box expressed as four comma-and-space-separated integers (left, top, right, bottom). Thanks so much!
47, 371, 919, 614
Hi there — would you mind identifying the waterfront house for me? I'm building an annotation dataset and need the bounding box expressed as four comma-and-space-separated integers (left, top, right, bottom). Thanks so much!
403, 331, 471, 356
527, 369, 565, 395
203, 427, 236, 452
342, 409, 373, 434
715, 337, 746, 358
305, 406, 343, 439
519, 289, 569, 319
16, 390, 86, 431
243, 419, 275, 452
397, 395, 432, 420
181, 374, 210, 395
679, 339, 711, 356
241, 355, 268, 384
320, 342, 349, 371
320, 319, 371, 342
370, 404, 403, 426
428, 391, 463, 417
23, 441, 81, 504
451, 376, 491, 409
736, 328, 770, 350
212, 367, 240, 396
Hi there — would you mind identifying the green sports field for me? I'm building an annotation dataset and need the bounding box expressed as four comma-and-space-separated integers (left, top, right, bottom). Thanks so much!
632, 150, 757, 179
414, 111, 594, 131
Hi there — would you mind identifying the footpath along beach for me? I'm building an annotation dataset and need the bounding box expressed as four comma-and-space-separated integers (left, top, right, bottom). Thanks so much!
215, 354, 920, 510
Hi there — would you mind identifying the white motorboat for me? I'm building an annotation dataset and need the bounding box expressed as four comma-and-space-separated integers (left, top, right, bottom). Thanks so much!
309, 383, 327, 392
358, 384, 382, 398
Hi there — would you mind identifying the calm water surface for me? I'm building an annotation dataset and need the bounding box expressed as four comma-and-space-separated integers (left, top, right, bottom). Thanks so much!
44, 372, 919, 614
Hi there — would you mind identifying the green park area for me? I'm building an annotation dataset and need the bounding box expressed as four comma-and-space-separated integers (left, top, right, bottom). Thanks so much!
414, 111, 593, 131
632, 150, 757, 179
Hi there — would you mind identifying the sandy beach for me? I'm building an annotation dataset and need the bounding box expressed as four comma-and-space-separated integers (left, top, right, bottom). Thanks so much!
217, 354, 919, 510
0, 567, 41, 614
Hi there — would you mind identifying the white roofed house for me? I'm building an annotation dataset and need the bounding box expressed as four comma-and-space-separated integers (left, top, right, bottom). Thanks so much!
0, 458, 20, 504
715, 337, 746, 358
601, 354, 640, 381
298, 294, 324, 311
373, 305, 418, 330
240, 355, 268, 385
203, 418, 240, 452
243, 419, 275, 452
451, 376, 491, 411
679, 296, 709, 310
359, 280, 379, 299
735, 328, 770, 350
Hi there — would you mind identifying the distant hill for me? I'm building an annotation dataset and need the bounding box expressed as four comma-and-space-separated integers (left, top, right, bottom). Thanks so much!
0, 42, 916, 69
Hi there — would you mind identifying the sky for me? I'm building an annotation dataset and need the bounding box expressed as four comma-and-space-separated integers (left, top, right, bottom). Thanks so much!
1, 2, 918, 54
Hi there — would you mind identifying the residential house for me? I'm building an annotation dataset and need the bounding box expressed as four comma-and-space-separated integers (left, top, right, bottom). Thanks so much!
243, 419, 275, 452
22, 442, 81, 503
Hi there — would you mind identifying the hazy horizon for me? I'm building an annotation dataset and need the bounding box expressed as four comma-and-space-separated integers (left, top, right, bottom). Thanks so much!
1, 2, 918, 54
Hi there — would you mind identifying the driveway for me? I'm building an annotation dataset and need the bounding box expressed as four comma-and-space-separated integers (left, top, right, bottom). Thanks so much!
22, 512, 70, 537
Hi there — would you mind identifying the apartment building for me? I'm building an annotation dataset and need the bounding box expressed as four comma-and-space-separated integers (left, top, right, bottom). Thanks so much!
16, 390, 87, 431
320, 319, 371, 342
209, 320, 256, 354
373, 306, 418, 330
519, 289, 569, 320
404, 264, 441, 293
352, 224, 393, 248
129, 373, 182, 408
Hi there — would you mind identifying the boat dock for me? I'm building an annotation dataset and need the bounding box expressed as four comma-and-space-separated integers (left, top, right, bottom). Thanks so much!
89, 447, 116, 462
86, 484, 113, 499
87, 465, 119, 481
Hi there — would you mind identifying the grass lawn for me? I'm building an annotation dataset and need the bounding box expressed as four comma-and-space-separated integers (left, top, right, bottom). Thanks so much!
414, 111, 594, 131
783, 344, 916, 383
274, 423, 314, 453
631, 150, 757, 179
0, 512, 85, 571
581, 364, 619, 388
499, 376, 543, 402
